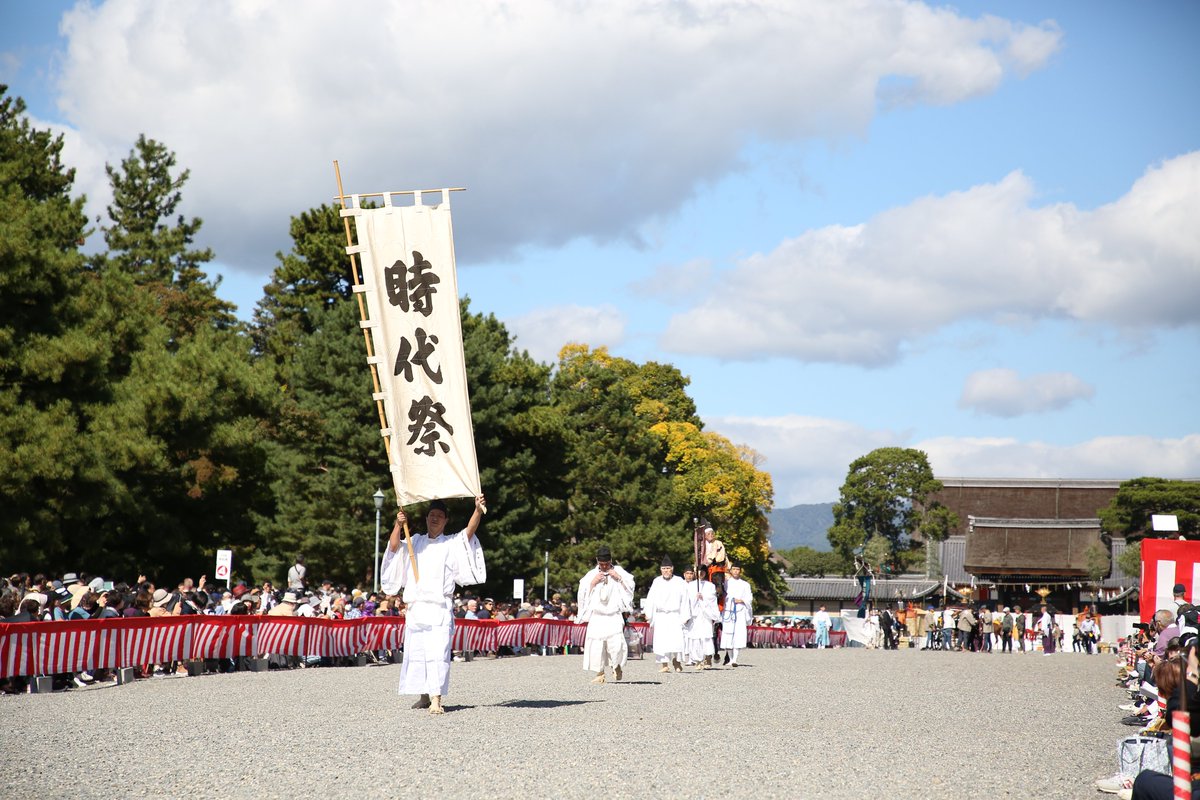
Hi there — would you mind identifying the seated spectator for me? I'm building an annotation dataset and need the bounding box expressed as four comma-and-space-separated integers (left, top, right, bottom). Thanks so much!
268, 591, 299, 617
124, 591, 151, 618
98, 590, 124, 618
149, 589, 173, 617
68, 592, 97, 620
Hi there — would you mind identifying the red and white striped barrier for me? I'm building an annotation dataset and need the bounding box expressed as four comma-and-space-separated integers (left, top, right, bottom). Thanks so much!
746, 626, 848, 648
0, 617, 852, 678
1173, 711, 1191, 800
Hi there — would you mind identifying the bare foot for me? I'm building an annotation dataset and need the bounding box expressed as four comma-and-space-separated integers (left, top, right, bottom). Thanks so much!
412, 694, 431, 709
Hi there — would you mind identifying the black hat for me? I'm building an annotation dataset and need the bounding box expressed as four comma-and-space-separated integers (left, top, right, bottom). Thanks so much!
661, 554, 673, 568
1175, 583, 1187, 595
428, 499, 449, 514
596, 545, 612, 561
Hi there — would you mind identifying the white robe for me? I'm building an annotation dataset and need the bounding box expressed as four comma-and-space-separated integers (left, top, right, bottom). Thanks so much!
684, 579, 719, 660
646, 575, 691, 657
719, 577, 753, 649
577, 564, 635, 671
380, 529, 486, 696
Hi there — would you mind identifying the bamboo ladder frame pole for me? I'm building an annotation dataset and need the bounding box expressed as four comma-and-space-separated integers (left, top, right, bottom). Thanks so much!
333, 160, 423, 581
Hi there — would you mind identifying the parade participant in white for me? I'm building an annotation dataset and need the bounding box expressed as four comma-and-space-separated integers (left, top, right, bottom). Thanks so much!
645, 555, 690, 673
813, 605, 832, 649
719, 564, 753, 667
577, 545, 635, 684
683, 567, 720, 669
380, 495, 486, 715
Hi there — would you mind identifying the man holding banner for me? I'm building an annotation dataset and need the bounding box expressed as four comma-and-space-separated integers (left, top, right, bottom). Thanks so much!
380, 495, 486, 715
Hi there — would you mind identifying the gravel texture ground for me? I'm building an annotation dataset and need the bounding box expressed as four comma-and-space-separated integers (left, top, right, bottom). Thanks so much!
1, 647, 1128, 799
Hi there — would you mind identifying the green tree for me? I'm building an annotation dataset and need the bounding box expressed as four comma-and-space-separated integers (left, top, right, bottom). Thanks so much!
100, 134, 236, 338
253, 298, 386, 585
0, 91, 274, 581
457, 302, 565, 599
778, 546, 846, 577
650, 419, 783, 603
252, 204, 353, 385
0, 86, 96, 569
1099, 478, 1200, 540
1085, 541, 1110, 592
1117, 540, 1141, 580
548, 345, 697, 596
827, 447, 959, 572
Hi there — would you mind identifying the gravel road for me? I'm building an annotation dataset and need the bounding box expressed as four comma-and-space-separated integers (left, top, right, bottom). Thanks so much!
0, 648, 1126, 799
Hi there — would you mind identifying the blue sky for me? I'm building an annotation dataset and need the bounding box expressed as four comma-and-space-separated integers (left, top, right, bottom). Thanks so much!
2, 0, 1197, 505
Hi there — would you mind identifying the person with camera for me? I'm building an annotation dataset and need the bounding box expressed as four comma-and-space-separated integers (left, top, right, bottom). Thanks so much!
577, 545, 635, 684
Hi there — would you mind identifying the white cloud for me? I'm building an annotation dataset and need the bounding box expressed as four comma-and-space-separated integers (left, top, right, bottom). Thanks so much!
628, 258, 715, 303
706, 414, 899, 506
662, 152, 1200, 365
706, 414, 1200, 508
958, 368, 1095, 417
506, 304, 625, 364
918, 434, 1200, 483
49, 0, 1060, 273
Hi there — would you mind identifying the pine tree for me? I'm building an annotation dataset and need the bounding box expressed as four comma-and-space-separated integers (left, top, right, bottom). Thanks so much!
101, 134, 235, 338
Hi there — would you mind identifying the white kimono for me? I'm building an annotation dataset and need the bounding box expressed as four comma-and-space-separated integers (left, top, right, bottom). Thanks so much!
646, 575, 691, 660
380, 530, 486, 697
577, 565, 635, 672
719, 576, 753, 650
684, 579, 719, 661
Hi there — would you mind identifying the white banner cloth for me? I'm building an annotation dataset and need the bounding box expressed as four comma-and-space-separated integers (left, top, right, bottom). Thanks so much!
346, 193, 481, 505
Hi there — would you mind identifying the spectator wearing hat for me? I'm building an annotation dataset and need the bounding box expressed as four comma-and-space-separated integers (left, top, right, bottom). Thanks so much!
149, 589, 173, 617
44, 587, 72, 621
268, 591, 299, 617
62, 572, 87, 609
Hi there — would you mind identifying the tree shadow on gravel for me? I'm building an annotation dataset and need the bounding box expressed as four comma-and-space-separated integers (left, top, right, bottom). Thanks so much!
490, 699, 603, 709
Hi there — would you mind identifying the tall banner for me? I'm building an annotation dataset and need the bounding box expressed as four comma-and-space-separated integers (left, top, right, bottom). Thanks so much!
1140, 538, 1200, 623
343, 190, 481, 505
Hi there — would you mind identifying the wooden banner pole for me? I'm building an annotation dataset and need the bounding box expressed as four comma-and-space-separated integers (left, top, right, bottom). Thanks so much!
334, 159, 419, 583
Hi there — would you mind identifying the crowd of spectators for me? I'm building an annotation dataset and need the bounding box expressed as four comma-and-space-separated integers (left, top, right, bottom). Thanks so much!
847, 601, 1102, 654
0, 562, 616, 693
1091, 593, 1200, 800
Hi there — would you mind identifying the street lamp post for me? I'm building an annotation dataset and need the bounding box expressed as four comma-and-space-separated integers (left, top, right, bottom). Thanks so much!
373, 489, 385, 593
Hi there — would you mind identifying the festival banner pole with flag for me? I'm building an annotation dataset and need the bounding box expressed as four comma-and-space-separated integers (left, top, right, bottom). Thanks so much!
333, 163, 484, 582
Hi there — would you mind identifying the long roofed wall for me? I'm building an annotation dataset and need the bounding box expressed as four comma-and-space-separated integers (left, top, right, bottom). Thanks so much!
929, 478, 1121, 537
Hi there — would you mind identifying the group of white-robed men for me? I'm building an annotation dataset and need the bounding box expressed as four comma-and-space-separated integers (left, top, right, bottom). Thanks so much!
577, 548, 753, 684
378, 494, 750, 715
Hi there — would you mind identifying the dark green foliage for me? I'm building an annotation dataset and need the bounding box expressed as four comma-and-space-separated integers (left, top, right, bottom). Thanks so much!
0, 90, 275, 582
253, 298, 386, 585
100, 134, 236, 338
548, 347, 702, 597
252, 204, 353, 384
1100, 477, 1200, 540
828, 447, 958, 572
777, 545, 848, 577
